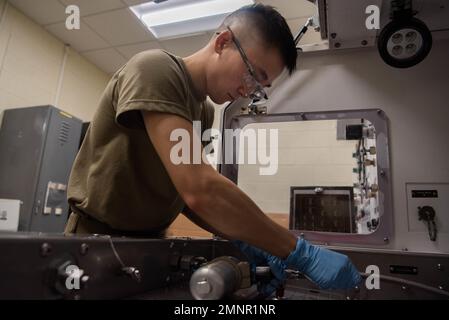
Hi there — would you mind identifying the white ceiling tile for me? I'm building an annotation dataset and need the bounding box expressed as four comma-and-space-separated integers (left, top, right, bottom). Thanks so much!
83, 8, 155, 46
82, 48, 127, 74
160, 33, 211, 57
116, 41, 162, 59
257, 0, 317, 20
8, 0, 67, 25
121, 0, 148, 6
59, 0, 126, 16
45, 20, 111, 52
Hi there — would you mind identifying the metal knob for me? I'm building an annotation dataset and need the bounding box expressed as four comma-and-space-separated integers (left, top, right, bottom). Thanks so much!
190, 257, 242, 300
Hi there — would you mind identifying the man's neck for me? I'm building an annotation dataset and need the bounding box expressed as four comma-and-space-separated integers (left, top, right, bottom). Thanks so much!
183, 49, 208, 101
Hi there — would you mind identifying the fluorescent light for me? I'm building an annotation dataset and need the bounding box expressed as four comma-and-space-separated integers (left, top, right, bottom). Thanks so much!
130, 0, 254, 39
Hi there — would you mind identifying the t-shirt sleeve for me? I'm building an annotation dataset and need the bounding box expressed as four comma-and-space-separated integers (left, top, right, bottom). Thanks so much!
114, 50, 192, 129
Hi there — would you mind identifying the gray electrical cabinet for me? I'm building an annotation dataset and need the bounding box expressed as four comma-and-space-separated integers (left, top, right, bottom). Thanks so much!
0, 105, 82, 233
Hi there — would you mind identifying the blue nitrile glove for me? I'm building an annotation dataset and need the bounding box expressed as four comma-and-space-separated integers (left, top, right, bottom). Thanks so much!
285, 238, 362, 290
231, 240, 286, 297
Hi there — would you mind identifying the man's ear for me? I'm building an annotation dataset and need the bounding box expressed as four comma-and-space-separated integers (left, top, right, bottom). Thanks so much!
214, 30, 232, 54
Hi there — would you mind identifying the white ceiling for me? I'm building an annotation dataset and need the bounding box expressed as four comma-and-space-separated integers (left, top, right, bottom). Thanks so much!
7, 0, 318, 75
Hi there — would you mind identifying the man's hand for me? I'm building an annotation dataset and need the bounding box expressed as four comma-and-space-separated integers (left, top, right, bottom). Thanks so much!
285, 238, 362, 290
231, 240, 286, 297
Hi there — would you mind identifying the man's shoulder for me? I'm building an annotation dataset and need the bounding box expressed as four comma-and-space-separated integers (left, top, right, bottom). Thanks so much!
120, 49, 185, 86
129, 49, 178, 69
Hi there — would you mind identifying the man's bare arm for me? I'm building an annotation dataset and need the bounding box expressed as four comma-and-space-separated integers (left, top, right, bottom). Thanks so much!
142, 111, 296, 258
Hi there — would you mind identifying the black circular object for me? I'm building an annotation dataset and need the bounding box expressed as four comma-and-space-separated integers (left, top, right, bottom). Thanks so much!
378, 17, 432, 68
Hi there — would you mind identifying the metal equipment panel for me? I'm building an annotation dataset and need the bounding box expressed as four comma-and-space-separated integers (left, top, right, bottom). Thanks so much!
31, 107, 82, 232
0, 106, 50, 230
0, 106, 82, 232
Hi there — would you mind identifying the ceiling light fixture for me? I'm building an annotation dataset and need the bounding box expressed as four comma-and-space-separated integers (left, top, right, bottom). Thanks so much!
130, 0, 254, 39
377, 0, 432, 68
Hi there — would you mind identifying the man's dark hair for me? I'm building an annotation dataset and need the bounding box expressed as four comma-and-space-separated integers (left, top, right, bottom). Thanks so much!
221, 4, 297, 75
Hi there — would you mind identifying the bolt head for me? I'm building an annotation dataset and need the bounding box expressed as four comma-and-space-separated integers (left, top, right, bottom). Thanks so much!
80, 243, 89, 255
40, 243, 52, 257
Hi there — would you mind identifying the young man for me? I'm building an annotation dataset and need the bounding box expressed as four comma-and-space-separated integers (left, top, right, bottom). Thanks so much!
65, 4, 361, 291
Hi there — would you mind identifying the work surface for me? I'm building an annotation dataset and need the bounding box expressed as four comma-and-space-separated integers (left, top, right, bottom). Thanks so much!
0, 232, 448, 300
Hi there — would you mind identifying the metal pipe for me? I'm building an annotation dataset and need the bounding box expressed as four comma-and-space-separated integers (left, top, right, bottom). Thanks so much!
360, 272, 449, 298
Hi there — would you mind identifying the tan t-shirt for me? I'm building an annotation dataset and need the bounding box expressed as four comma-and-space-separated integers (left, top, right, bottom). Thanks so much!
67, 50, 214, 232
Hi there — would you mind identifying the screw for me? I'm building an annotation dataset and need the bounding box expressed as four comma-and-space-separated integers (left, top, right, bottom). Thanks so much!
361, 40, 368, 46
80, 243, 89, 256
401, 285, 407, 290
331, 33, 337, 39
380, 170, 386, 177
437, 264, 443, 271
439, 285, 444, 290
81, 275, 89, 283
383, 237, 389, 243
40, 243, 52, 257
335, 42, 341, 48
402, 248, 409, 252
133, 269, 141, 282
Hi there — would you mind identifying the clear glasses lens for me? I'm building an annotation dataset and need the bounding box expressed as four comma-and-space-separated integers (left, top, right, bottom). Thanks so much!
250, 86, 266, 100
243, 73, 266, 100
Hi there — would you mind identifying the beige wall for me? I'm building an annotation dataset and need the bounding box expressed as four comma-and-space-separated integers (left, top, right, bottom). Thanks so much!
0, 0, 109, 123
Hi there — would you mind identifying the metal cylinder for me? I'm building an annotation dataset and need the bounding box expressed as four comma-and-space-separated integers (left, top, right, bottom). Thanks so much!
190, 257, 241, 300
